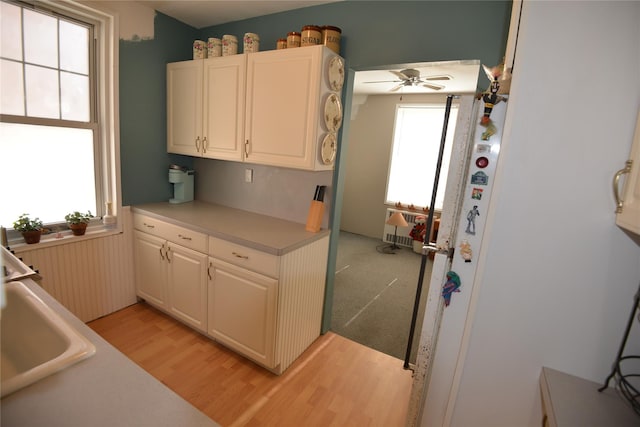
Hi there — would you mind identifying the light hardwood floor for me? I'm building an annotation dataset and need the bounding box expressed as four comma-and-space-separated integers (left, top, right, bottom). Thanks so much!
88, 303, 413, 426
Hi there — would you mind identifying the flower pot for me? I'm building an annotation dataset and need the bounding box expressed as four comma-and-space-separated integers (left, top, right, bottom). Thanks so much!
22, 230, 42, 244
412, 240, 423, 254
69, 223, 88, 236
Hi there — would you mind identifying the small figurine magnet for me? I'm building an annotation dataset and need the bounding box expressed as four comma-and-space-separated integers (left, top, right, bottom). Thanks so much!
442, 271, 461, 307
477, 63, 509, 140
459, 239, 472, 262
465, 206, 480, 235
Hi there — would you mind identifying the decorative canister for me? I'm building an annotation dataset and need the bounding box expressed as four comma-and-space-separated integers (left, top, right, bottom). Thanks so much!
243, 33, 260, 53
276, 38, 288, 50
193, 40, 206, 59
301, 25, 322, 47
322, 26, 342, 54
222, 34, 238, 56
287, 31, 301, 48
207, 37, 222, 57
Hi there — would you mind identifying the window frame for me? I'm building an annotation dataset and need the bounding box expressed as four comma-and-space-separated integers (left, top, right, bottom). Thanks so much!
2, 0, 121, 247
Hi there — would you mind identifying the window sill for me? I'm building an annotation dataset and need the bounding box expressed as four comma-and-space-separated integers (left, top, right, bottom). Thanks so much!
8, 223, 123, 253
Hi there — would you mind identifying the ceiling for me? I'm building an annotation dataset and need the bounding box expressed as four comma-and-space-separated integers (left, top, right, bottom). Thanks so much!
140, 0, 342, 29
140, 1, 480, 95
353, 60, 480, 95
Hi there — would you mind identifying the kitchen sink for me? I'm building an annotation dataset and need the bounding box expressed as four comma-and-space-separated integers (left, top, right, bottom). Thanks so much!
1, 281, 96, 397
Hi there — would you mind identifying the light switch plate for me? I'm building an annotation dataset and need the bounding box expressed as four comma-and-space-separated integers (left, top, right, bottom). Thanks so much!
245, 168, 253, 183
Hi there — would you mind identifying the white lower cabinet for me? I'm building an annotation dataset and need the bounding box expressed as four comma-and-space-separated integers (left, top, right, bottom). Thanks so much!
133, 217, 208, 333
207, 258, 277, 369
133, 211, 330, 374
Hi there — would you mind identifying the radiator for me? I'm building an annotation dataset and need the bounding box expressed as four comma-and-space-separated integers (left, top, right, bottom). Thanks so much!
12, 207, 137, 323
275, 235, 329, 373
382, 208, 424, 248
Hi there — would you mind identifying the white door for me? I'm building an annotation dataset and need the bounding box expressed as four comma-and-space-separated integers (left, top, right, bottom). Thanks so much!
412, 99, 509, 426
133, 230, 168, 309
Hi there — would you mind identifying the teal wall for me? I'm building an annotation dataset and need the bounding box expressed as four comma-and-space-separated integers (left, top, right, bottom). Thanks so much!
119, 1, 511, 204
119, 13, 196, 206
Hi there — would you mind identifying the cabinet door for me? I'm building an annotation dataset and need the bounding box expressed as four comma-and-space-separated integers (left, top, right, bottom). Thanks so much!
245, 47, 321, 169
133, 230, 168, 309
616, 111, 640, 236
202, 56, 246, 161
167, 60, 203, 156
167, 243, 208, 333
208, 258, 277, 368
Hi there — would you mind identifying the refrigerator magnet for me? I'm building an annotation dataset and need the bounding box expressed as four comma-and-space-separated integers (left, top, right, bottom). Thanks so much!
475, 156, 489, 168
471, 188, 483, 200
459, 240, 472, 263
442, 271, 461, 307
471, 171, 489, 185
465, 206, 480, 235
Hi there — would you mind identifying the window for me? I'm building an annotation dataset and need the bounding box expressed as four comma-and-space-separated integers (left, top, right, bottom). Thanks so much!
385, 104, 458, 211
0, 0, 119, 239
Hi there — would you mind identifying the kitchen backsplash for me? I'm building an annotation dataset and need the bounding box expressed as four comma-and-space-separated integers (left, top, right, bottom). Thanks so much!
194, 158, 333, 227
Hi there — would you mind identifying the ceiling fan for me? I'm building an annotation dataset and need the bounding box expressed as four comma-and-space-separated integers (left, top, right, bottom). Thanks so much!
364, 68, 452, 91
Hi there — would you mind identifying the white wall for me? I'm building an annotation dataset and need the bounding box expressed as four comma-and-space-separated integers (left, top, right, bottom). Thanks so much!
439, 2, 640, 426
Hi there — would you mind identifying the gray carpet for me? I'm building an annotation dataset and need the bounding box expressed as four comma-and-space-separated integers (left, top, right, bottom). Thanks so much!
331, 231, 432, 361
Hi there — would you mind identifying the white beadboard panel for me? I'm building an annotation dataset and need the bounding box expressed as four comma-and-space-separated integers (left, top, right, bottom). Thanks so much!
12, 208, 136, 322
276, 235, 330, 372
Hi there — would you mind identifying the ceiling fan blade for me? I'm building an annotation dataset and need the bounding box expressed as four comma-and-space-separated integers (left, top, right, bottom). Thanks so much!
363, 79, 402, 84
424, 74, 453, 81
390, 70, 410, 80
422, 82, 444, 90
390, 83, 405, 92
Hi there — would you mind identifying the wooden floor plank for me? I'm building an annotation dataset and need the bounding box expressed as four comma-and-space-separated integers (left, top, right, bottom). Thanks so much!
88, 302, 412, 426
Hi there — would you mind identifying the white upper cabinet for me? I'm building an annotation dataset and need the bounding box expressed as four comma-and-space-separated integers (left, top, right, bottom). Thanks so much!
167, 55, 245, 161
615, 111, 640, 238
167, 60, 203, 156
167, 46, 343, 171
244, 45, 341, 170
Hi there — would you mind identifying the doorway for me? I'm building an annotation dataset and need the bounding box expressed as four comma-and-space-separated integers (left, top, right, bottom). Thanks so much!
326, 60, 481, 365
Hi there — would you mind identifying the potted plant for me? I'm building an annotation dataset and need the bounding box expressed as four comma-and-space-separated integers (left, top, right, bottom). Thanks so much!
12, 213, 44, 244
65, 210, 92, 236
409, 216, 427, 253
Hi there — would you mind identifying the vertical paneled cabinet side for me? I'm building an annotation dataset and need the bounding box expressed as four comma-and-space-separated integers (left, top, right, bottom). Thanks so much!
244, 45, 342, 170
167, 55, 246, 160
208, 235, 330, 373
133, 214, 208, 333
615, 111, 640, 238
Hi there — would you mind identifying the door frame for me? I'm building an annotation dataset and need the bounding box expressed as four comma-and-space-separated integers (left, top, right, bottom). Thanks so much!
322, 62, 480, 424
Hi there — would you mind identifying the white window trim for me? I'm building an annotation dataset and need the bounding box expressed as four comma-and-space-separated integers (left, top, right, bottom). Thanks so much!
5, 0, 121, 248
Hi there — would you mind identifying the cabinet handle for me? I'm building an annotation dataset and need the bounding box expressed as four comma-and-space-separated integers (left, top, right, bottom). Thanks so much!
613, 159, 633, 213
166, 246, 172, 263
195, 136, 201, 152
203, 136, 208, 153
159, 243, 165, 260
143, 222, 155, 229
232, 251, 249, 260
178, 234, 192, 241
245, 140, 249, 158
207, 261, 213, 280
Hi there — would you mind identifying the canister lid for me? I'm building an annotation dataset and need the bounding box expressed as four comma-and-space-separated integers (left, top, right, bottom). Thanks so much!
287, 31, 301, 36
302, 25, 322, 32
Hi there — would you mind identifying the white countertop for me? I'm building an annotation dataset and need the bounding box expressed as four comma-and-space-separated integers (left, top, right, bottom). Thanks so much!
133, 201, 330, 255
1, 278, 219, 427
540, 366, 639, 426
